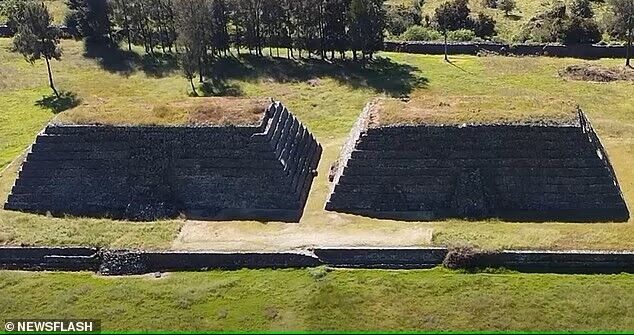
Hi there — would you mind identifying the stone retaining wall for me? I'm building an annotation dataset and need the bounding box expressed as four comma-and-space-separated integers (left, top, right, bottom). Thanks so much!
1, 247, 633, 275
325, 108, 629, 222
384, 41, 628, 59
4, 102, 322, 222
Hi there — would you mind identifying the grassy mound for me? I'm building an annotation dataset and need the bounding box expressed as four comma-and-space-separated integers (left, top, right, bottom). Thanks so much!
370, 96, 579, 127
560, 64, 634, 83
53, 97, 270, 126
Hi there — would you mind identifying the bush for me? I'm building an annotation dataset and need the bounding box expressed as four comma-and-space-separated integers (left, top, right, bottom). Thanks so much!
483, 0, 498, 9
448, 28, 476, 41
399, 25, 443, 41
518, 0, 603, 43
386, 3, 423, 36
442, 247, 481, 269
472, 13, 497, 38
564, 17, 602, 44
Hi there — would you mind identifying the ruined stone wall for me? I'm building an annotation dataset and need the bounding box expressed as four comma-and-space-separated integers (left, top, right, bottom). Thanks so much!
4, 102, 321, 222
2, 247, 633, 275
384, 41, 628, 59
326, 110, 629, 222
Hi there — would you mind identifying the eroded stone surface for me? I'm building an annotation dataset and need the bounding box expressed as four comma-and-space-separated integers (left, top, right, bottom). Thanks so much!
326, 105, 629, 222
4, 102, 322, 222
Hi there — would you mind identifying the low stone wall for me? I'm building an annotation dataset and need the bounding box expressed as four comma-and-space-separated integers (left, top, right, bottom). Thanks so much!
4, 102, 322, 222
0, 247, 99, 271
326, 108, 629, 222
384, 41, 628, 59
1, 247, 633, 275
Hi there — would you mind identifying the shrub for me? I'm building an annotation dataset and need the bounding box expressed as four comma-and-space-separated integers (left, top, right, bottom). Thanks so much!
483, 0, 498, 9
442, 247, 481, 269
448, 28, 477, 41
564, 17, 602, 44
399, 25, 443, 41
472, 13, 497, 38
386, 3, 423, 36
498, 0, 517, 16
518, 0, 603, 43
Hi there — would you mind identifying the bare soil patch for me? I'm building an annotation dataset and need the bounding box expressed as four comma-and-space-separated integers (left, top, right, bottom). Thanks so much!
559, 64, 634, 83
55, 97, 269, 126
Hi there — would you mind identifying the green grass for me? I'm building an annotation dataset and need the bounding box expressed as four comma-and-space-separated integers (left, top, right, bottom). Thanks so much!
0, 38, 633, 251
389, 0, 609, 42
1, 268, 633, 331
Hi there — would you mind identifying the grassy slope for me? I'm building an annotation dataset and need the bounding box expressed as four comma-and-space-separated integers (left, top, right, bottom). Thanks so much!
1, 268, 633, 331
390, 0, 608, 42
0, 38, 633, 251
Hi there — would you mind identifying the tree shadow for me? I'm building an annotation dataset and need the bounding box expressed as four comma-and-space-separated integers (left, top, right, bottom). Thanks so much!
35, 91, 81, 114
83, 41, 178, 78
210, 54, 428, 97
447, 59, 474, 75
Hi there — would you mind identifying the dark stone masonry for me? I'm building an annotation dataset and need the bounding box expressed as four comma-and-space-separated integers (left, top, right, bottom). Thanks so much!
326, 105, 629, 222
4, 102, 322, 222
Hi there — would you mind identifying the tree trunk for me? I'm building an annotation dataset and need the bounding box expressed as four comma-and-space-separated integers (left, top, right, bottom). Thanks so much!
44, 56, 59, 98
190, 78, 198, 96
444, 30, 449, 62
627, 27, 632, 68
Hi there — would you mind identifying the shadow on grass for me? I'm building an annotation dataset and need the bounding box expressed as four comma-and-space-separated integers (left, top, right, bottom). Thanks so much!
35, 91, 81, 114
200, 80, 244, 97
210, 55, 429, 97
83, 41, 178, 78
82, 40, 428, 96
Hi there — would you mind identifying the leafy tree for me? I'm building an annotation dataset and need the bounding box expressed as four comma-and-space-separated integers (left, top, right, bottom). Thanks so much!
433, 0, 470, 61
66, 0, 113, 43
605, 0, 634, 66
386, 2, 423, 36
518, 1, 601, 44
348, 0, 385, 60
570, 0, 594, 19
179, 46, 199, 96
211, 0, 231, 56
472, 12, 496, 39
173, 0, 207, 82
0, 0, 29, 33
324, 0, 350, 59
12, 1, 63, 97
498, 0, 516, 16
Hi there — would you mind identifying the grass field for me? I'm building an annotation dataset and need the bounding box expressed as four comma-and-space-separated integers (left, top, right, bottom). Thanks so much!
0, 37, 633, 251
1, 268, 633, 331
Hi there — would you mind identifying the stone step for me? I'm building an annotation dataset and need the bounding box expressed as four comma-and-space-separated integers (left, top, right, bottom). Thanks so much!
351, 149, 599, 160
346, 158, 605, 169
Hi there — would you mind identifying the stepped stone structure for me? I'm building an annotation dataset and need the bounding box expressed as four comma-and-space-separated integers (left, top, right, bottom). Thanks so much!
5, 101, 321, 222
326, 102, 629, 222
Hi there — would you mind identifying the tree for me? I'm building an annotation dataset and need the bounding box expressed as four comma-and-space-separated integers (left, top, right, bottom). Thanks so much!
211, 0, 231, 56
606, 0, 634, 67
348, 0, 385, 61
498, 0, 516, 17
433, 0, 470, 61
66, 0, 113, 43
570, 0, 594, 19
472, 13, 496, 39
0, 0, 29, 33
179, 46, 199, 96
12, 1, 63, 97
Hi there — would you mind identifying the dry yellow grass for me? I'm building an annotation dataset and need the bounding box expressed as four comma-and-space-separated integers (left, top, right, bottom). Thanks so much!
371, 96, 579, 127
54, 97, 270, 126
